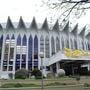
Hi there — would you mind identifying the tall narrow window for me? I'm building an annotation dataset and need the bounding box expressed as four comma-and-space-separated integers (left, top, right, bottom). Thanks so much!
11, 34, 15, 39
45, 36, 50, 58
0, 35, 3, 66
16, 34, 21, 70
82, 41, 84, 50
17, 34, 21, 46
61, 37, 64, 50
66, 39, 69, 48
74, 39, 77, 49
22, 35, 27, 46
28, 35, 33, 71
70, 39, 73, 49
3, 35, 10, 71
51, 36, 55, 55
22, 54, 26, 68
34, 35, 38, 69
56, 37, 60, 52
40, 35, 44, 54
15, 54, 20, 70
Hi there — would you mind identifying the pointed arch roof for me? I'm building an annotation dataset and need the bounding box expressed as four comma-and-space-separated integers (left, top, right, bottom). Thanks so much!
6, 16, 14, 29
30, 17, 37, 29
41, 18, 49, 30
17, 16, 26, 29
53, 20, 60, 32
79, 26, 86, 38
62, 21, 69, 33
71, 24, 78, 36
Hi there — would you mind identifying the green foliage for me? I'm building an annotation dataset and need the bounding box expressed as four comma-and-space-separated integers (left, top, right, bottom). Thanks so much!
84, 83, 90, 87
75, 75, 80, 81
15, 68, 29, 79
46, 82, 67, 86
31, 69, 42, 79
0, 83, 39, 88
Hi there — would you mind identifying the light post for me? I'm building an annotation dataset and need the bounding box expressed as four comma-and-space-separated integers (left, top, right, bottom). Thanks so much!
39, 52, 44, 90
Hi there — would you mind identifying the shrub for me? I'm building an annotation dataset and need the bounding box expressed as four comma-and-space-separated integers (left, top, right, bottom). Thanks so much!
31, 69, 42, 79
15, 68, 29, 79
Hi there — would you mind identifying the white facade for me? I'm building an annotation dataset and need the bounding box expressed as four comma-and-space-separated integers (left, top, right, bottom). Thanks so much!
0, 16, 90, 78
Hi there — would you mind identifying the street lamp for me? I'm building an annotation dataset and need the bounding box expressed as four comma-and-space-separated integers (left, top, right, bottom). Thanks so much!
39, 52, 44, 90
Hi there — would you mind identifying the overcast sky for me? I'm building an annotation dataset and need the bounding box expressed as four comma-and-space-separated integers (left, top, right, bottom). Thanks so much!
0, 0, 90, 27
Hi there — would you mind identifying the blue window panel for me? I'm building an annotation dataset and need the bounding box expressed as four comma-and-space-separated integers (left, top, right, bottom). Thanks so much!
6, 34, 9, 40
17, 34, 21, 45
28, 35, 33, 70
22, 54, 26, 68
11, 34, 15, 39
15, 54, 20, 70
34, 61, 38, 66
34, 35, 38, 59
28, 35, 32, 60
22, 35, 27, 46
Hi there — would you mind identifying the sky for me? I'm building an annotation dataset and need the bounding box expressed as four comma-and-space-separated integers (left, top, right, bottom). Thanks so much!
0, 0, 90, 27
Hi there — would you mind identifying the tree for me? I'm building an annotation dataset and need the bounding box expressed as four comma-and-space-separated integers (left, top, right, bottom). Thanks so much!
15, 68, 29, 79
31, 69, 42, 79
42, 0, 90, 24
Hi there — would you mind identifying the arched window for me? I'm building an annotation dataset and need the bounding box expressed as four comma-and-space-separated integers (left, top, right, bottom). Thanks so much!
22, 35, 27, 46
28, 35, 33, 70
3, 35, 10, 71
88, 42, 90, 51
6, 34, 9, 40
70, 39, 73, 49
11, 34, 15, 39
51, 36, 55, 55
74, 39, 77, 49
17, 34, 21, 46
0, 35, 3, 65
56, 37, 60, 52
10, 35, 15, 60
61, 37, 64, 50
45, 36, 50, 58
34, 35, 38, 68
66, 39, 69, 48
40, 35, 44, 53
82, 41, 84, 50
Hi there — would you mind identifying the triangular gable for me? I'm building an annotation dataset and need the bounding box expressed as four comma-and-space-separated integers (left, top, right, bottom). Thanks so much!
41, 18, 49, 30
71, 24, 78, 36
30, 17, 37, 29
6, 16, 14, 29
63, 21, 69, 33
79, 26, 86, 38
18, 16, 26, 29
53, 20, 59, 32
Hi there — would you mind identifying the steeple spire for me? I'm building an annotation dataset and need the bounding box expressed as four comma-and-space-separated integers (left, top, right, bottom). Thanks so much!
42, 18, 49, 30
79, 26, 86, 38
71, 24, 78, 36
30, 17, 37, 29
53, 20, 59, 32
18, 16, 26, 29
6, 16, 14, 29
63, 21, 69, 33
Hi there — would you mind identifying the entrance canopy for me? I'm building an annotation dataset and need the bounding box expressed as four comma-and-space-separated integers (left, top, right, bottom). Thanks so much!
48, 51, 90, 66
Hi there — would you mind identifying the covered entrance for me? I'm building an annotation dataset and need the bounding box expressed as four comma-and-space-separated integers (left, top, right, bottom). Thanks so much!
60, 60, 89, 75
